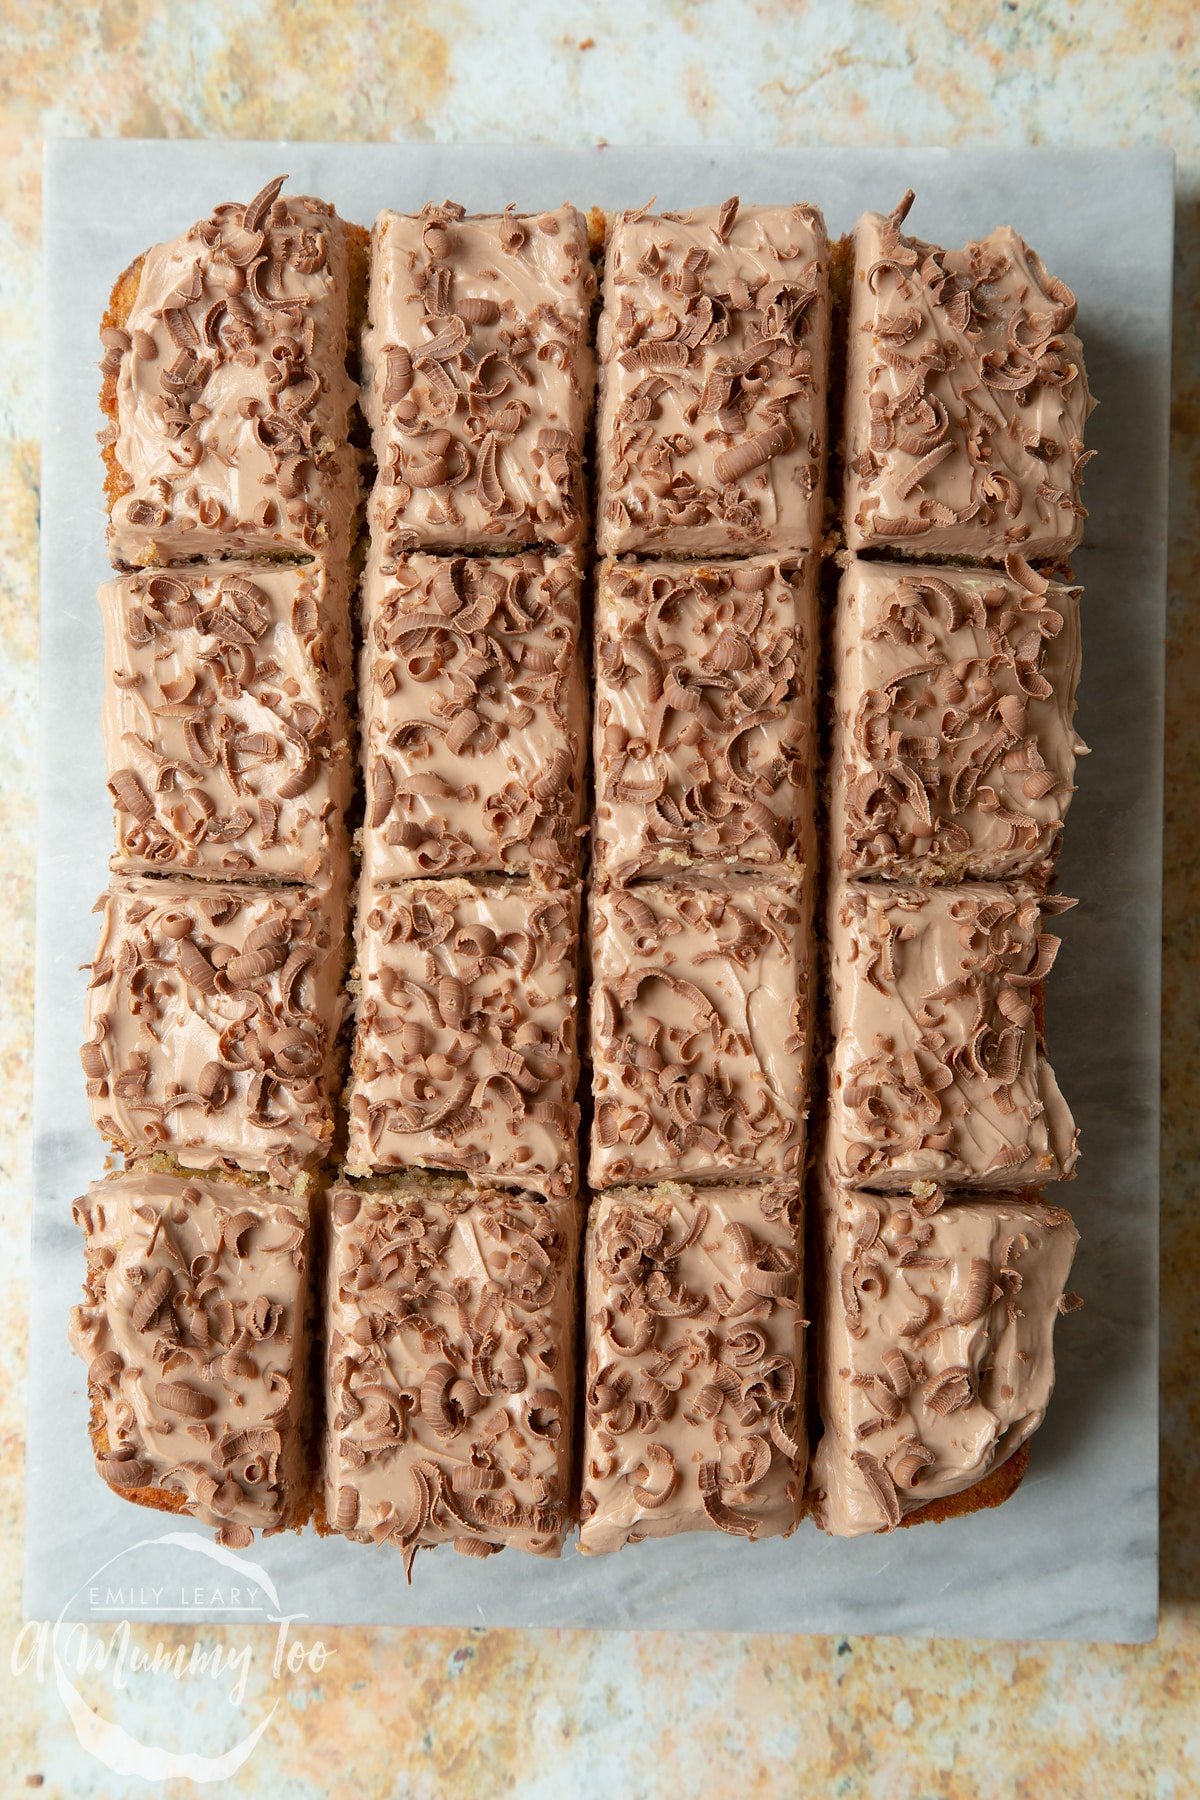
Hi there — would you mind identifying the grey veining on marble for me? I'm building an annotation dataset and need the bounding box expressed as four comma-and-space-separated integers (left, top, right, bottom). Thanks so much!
27, 142, 1169, 1641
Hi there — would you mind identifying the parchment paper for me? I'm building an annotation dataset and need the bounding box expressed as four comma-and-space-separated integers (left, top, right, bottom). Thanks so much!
28, 141, 1171, 1640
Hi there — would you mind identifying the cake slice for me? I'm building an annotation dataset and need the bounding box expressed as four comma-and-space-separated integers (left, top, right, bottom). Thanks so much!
826, 881, 1078, 1191
831, 557, 1084, 881
841, 192, 1094, 562
593, 554, 818, 884
100, 175, 363, 568
359, 550, 586, 885
346, 880, 581, 1197
596, 199, 830, 555
579, 1181, 806, 1553
362, 203, 595, 554
101, 561, 353, 881
322, 1176, 578, 1568
589, 879, 811, 1188
69, 1165, 315, 1546
809, 1175, 1080, 1536
82, 875, 349, 1185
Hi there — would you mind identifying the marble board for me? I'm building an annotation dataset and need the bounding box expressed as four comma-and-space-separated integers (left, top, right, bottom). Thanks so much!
27, 141, 1171, 1640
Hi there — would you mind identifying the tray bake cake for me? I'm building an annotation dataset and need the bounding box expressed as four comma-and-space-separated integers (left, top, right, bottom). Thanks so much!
579, 1181, 807, 1553
82, 874, 350, 1185
321, 1176, 578, 1569
72, 177, 1090, 1563
595, 200, 831, 556
100, 560, 354, 880
70, 1164, 316, 1545
592, 554, 819, 885
829, 557, 1084, 883
840, 190, 1095, 562
345, 878, 581, 1197
100, 176, 364, 568
362, 203, 595, 553
359, 550, 587, 885
809, 1175, 1079, 1536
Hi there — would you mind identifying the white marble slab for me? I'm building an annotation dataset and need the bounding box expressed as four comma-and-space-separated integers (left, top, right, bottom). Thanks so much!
28, 141, 1169, 1640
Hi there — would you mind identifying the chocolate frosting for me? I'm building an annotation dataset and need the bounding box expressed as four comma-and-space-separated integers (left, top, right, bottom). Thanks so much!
593, 555, 818, 883
101, 561, 352, 880
360, 550, 586, 884
347, 880, 581, 1197
323, 1177, 578, 1567
69, 1166, 312, 1545
362, 203, 595, 553
831, 556, 1084, 880
596, 199, 830, 555
104, 177, 361, 567
590, 879, 811, 1187
810, 1176, 1079, 1536
827, 881, 1078, 1190
842, 193, 1095, 560
579, 1182, 806, 1553
82, 875, 349, 1184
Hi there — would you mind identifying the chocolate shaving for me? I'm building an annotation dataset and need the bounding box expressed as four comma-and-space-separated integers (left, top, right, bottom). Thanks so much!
457, 296, 501, 326
132, 1267, 173, 1332
924, 1367, 975, 1416
852, 1450, 902, 1528
713, 421, 794, 486
697, 1459, 757, 1537
109, 769, 155, 823
242, 174, 287, 233
954, 1258, 996, 1324
155, 1380, 215, 1420
714, 197, 740, 242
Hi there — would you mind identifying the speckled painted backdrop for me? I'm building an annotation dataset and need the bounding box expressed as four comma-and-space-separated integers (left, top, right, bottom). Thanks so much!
2, 3, 1197, 1795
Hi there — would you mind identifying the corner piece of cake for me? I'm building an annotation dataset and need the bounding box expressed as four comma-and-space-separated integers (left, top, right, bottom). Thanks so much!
347, 880, 581, 1197
362, 202, 595, 554
593, 554, 818, 884
831, 556, 1084, 881
826, 881, 1078, 1191
82, 876, 349, 1184
841, 191, 1094, 562
590, 880, 810, 1188
69, 1165, 315, 1546
579, 1181, 806, 1553
596, 198, 831, 556
360, 551, 586, 884
101, 562, 353, 881
810, 1174, 1080, 1536
100, 175, 363, 568
322, 1176, 578, 1568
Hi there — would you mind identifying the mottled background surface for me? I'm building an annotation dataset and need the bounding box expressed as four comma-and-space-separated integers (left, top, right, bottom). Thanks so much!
1, 2, 1196, 1794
